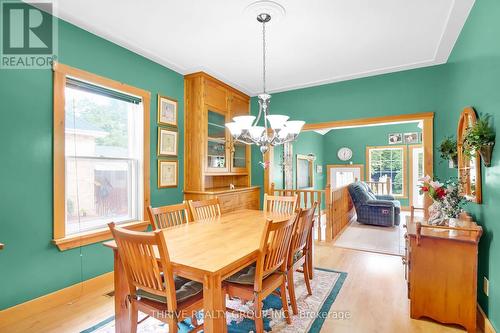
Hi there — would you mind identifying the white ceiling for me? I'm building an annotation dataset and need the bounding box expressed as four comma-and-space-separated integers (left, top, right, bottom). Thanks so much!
51, 0, 474, 96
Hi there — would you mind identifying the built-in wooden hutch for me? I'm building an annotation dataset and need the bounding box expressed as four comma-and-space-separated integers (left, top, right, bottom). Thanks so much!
183, 72, 260, 212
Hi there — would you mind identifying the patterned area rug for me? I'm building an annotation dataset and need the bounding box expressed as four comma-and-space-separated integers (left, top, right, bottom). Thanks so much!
82, 268, 346, 333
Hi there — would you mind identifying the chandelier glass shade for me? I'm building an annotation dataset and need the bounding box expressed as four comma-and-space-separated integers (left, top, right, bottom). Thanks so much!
225, 12, 305, 157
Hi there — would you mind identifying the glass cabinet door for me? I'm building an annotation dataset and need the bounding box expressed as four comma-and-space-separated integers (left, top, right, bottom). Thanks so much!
232, 142, 247, 171
207, 109, 228, 171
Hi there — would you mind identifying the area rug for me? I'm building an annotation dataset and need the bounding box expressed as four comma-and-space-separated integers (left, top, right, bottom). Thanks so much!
333, 218, 406, 256
82, 268, 346, 333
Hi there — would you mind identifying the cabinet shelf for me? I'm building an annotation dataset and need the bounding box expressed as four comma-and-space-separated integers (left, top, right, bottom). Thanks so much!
208, 137, 226, 143
208, 122, 226, 129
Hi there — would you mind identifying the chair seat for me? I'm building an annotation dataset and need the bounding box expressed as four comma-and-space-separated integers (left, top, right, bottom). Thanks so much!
225, 271, 283, 292
137, 276, 203, 304
225, 264, 277, 286
293, 250, 303, 264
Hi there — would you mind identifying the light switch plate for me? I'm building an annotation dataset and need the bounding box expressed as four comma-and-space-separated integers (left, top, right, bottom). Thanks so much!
484, 277, 490, 296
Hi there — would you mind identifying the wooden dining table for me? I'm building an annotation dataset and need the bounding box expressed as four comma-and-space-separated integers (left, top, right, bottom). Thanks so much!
104, 209, 305, 333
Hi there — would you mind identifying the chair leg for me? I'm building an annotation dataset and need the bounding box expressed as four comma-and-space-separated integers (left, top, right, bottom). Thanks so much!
168, 317, 178, 333
254, 296, 264, 333
287, 269, 298, 315
303, 259, 313, 296
129, 300, 139, 333
280, 280, 292, 324
191, 312, 198, 327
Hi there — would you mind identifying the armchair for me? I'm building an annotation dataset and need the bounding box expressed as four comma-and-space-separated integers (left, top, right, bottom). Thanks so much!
348, 181, 401, 227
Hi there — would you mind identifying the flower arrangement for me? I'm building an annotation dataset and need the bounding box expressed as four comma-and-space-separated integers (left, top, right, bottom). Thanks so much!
418, 176, 447, 201
418, 175, 468, 224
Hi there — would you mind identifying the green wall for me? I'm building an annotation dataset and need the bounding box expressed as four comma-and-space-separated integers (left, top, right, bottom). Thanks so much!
252, 0, 499, 328
0, 1, 498, 328
0, 17, 185, 309
322, 123, 422, 206
272, 131, 325, 191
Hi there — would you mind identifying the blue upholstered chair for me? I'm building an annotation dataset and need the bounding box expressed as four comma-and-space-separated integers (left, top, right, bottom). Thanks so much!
347, 181, 401, 227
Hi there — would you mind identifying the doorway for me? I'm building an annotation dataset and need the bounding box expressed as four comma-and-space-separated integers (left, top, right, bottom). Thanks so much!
409, 145, 424, 208
327, 164, 364, 189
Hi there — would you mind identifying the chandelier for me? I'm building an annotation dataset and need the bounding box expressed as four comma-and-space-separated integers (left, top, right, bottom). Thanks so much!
225, 12, 305, 161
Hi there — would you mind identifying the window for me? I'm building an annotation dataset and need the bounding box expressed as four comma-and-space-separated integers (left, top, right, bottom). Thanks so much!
367, 146, 407, 197
53, 63, 151, 250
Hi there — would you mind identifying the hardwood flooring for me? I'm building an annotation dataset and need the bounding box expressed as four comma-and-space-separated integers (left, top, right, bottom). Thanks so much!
0, 244, 479, 333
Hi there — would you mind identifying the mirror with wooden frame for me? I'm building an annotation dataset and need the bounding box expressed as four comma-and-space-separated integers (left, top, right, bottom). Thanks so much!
296, 154, 315, 189
457, 107, 482, 204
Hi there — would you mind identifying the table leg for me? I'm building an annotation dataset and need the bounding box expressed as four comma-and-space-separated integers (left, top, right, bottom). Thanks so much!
113, 249, 131, 333
203, 273, 226, 333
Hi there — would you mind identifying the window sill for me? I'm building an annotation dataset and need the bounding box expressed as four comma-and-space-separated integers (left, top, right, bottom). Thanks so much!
52, 220, 150, 251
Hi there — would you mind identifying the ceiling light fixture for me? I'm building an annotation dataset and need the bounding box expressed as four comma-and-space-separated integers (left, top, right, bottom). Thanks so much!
225, 12, 305, 167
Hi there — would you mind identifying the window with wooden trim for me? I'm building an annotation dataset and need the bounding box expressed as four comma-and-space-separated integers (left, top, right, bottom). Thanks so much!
53, 63, 150, 251
366, 146, 407, 197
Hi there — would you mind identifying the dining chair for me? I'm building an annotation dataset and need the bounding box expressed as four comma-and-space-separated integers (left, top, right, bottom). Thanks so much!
263, 194, 298, 215
286, 203, 317, 315
224, 214, 298, 333
108, 223, 204, 333
187, 198, 221, 221
147, 202, 190, 230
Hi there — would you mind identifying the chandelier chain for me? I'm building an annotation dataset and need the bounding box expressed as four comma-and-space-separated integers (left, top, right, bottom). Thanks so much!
262, 20, 267, 94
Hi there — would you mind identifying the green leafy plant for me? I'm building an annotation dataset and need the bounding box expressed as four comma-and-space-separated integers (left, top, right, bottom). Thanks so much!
439, 136, 458, 161
463, 114, 496, 158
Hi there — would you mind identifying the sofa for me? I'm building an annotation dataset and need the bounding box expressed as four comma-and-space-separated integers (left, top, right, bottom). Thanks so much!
347, 181, 401, 227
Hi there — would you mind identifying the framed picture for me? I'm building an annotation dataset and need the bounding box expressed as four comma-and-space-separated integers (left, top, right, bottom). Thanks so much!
157, 95, 177, 126
404, 132, 419, 144
388, 133, 403, 144
158, 160, 178, 188
158, 128, 178, 156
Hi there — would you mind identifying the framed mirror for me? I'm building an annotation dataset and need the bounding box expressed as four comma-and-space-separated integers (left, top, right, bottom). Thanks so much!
296, 154, 315, 189
457, 107, 482, 204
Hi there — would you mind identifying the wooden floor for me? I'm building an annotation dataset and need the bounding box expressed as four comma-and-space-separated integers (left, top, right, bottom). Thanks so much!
1, 244, 478, 333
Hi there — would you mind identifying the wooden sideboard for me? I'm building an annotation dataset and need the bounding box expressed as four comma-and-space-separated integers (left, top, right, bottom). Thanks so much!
184, 72, 260, 211
403, 216, 482, 333
184, 186, 260, 214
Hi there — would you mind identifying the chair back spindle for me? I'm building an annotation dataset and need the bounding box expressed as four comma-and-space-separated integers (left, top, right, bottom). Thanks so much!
188, 198, 221, 221
254, 214, 298, 291
263, 194, 298, 215
108, 223, 177, 310
147, 202, 190, 230
288, 204, 317, 266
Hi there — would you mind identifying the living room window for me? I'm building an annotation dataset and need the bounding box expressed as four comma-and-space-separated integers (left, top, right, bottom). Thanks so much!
53, 63, 151, 250
367, 146, 407, 197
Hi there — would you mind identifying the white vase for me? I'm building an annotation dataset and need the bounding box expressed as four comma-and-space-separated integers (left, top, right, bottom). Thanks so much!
428, 200, 447, 226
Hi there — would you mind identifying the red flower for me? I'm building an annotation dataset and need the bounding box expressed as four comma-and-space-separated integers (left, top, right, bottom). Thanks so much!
421, 186, 429, 192
436, 187, 446, 199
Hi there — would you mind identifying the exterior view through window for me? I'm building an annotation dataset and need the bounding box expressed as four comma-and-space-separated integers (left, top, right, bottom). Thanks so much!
64, 79, 144, 235
368, 147, 405, 196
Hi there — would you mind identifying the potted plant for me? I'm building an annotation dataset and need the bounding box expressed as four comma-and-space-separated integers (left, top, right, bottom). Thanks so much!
463, 114, 496, 167
439, 136, 458, 168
